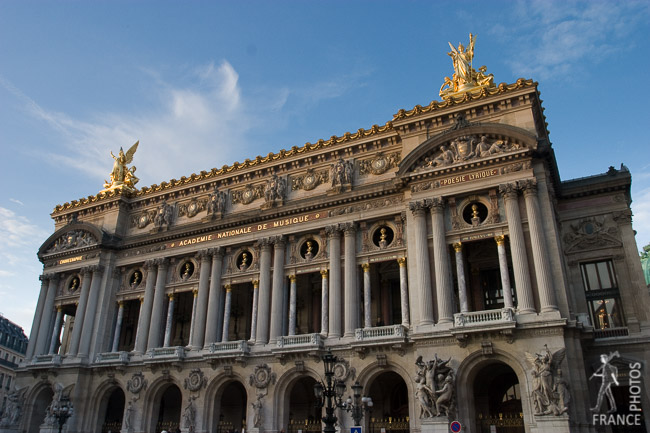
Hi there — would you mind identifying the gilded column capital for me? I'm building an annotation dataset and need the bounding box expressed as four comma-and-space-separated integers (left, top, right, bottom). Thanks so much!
167, 293, 175, 301
495, 235, 506, 246
361, 263, 370, 272
195, 249, 212, 261
192, 288, 198, 296
430, 197, 445, 212
498, 182, 519, 199
252, 280, 259, 288
139, 297, 144, 304
520, 178, 538, 196
408, 200, 430, 216
397, 257, 407, 267
453, 242, 463, 252
225, 284, 232, 292
320, 269, 329, 278
56, 305, 63, 312
289, 274, 297, 282
325, 224, 342, 238
117, 300, 124, 307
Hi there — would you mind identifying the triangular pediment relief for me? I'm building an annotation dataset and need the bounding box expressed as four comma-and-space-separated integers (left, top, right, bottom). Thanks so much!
563, 217, 622, 253
39, 221, 115, 258
398, 123, 539, 177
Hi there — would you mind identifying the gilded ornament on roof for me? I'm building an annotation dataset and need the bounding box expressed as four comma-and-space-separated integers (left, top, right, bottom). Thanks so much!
439, 33, 495, 100
102, 141, 140, 193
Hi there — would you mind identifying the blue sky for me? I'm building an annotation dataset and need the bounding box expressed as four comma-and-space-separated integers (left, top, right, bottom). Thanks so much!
1, 0, 649, 335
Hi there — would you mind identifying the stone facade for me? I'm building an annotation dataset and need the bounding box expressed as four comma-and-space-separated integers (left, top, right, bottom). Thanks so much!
5, 79, 650, 433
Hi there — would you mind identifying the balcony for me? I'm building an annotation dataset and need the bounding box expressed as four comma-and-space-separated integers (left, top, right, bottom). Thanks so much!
273, 333, 323, 353
453, 308, 515, 330
145, 346, 186, 362
352, 325, 408, 349
31, 354, 62, 367
203, 340, 250, 359
594, 327, 629, 339
95, 351, 130, 365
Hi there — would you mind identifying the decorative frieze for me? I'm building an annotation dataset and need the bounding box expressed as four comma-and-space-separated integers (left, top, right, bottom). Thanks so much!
358, 152, 401, 176
46, 230, 97, 254
232, 184, 265, 205
291, 169, 329, 191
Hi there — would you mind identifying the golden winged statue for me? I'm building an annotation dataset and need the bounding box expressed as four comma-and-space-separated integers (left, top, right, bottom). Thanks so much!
102, 141, 140, 192
440, 33, 495, 100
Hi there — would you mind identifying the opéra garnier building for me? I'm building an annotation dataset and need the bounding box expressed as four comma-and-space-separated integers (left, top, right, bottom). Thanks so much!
5, 35, 649, 433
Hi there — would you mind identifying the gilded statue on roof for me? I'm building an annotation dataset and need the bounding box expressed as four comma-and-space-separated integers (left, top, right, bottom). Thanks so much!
440, 33, 495, 99
102, 141, 140, 192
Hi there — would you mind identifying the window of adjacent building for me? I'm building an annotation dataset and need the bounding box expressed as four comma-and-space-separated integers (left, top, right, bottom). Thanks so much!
581, 260, 625, 329
6, 375, 11, 389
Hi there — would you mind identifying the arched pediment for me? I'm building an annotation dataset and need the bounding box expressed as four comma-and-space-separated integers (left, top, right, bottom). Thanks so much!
38, 221, 117, 258
397, 123, 540, 177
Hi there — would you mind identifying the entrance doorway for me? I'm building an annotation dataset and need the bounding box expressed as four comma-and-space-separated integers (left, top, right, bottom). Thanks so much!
287, 376, 320, 433
99, 387, 125, 433
473, 362, 524, 433
27, 387, 53, 433
154, 384, 182, 433
215, 381, 247, 433
367, 372, 409, 433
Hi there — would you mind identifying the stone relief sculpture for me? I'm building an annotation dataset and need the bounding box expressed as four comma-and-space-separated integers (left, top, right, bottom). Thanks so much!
414, 355, 456, 418
329, 157, 353, 192
207, 186, 227, 217
0, 386, 28, 426
154, 200, 174, 229
182, 396, 197, 433
252, 394, 263, 428
524, 345, 567, 415
263, 174, 286, 208
123, 398, 136, 432
184, 369, 207, 392
46, 230, 98, 254
126, 372, 148, 394
249, 363, 276, 390
420, 135, 520, 170
102, 141, 139, 192
563, 217, 621, 252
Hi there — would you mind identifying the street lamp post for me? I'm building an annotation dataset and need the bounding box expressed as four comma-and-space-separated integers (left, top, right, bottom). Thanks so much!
52, 395, 73, 433
344, 381, 373, 426
314, 350, 347, 433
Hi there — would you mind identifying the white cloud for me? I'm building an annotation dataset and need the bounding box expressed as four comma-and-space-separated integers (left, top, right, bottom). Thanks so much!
9, 198, 24, 206
504, 0, 648, 80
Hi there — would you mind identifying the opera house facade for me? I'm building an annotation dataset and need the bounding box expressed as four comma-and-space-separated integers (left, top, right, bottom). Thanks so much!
3, 37, 649, 433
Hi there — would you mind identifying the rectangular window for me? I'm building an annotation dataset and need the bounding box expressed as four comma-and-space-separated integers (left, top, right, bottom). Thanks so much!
581, 260, 625, 330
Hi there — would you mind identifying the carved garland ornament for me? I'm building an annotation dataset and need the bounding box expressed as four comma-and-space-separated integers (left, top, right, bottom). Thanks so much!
359, 152, 401, 176
292, 169, 329, 191
332, 358, 356, 383
126, 372, 148, 394
232, 185, 264, 205
184, 369, 208, 392
249, 363, 276, 389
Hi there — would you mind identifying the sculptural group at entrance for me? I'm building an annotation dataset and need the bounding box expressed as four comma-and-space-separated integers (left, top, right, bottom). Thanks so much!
415, 354, 456, 419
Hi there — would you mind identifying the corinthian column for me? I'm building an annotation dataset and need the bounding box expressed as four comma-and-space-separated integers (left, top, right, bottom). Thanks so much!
499, 183, 535, 314
222, 285, 232, 342
255, 239, 273, 344
397, 258, 410, 326
27, 275, 50, 359
409, 200, 434, 325
495, 236, 514, 309
163, 294, 175, 347
269, 237, 286, 344
320, 269, 329, 335
49, 306, 64, 355
326, 225, 342, 337
204, 249, 224, 345
68, 269, 90, 356
250, 280, 259, 341
362, 264, 371, 328
288, 275, 297, 336
453, 243, 469, 313
111, 301, 124, 352
343, 223, 359, 336
135, 260, 156, 353
521, 179, 558, 313
430, 198, 454, 324
147, 259, 169, 349
191, 250, 212, 349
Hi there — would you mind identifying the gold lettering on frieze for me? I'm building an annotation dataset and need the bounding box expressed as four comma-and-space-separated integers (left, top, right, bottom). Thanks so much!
460, 232, 495, 242
167, 211, 327, 249
438, 168, 499, 187
369, 255, 398, 263
59, 256, 84, 265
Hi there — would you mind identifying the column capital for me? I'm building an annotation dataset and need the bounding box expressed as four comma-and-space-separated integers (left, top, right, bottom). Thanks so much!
56, 305, 63, 312
289, 274, 297, 282
193, 288, 198, 296
81, 264, 103, 276
40, 273, 56, 282
153, 258, 169, 268
499, 182, 520, 199
167, 293, 175, 301
409, 200, 430, 216
397, 257, 407, 267
453, 242, 463, 252
325, 224, 341, 238
195, 249, 212, 261
495, 235, 507, 246
225, 284, 232, 292
208, 246, 223, 258
271, 235, 286, 248
361, 263, 370, 272
255, 238, 273, 251
252, 280, 259, 289
320, 269, 329, 277
520, 178, 538, 196
144, 259, 156, 270
342, 222, 357, 235
430, 197, 445, 212
117, 300, 124, 307
139, 297, 145, 304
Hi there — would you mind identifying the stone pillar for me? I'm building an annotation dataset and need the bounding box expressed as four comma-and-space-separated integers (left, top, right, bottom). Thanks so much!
147, 259, 169, 349
111, 301, 125, 352
188, 289, 198, 347
134, 260, 156, 353
499, 183, 535, 314
397, 258, 410, 326
79, 265, 104, 357
521, 179, 558, 313
362, 264, 371, 328
255, 239, 273, 344
320, 269, 329, 335
343, 223, 359, 336
326, 225, 342, 337
36, 274, 60, 357
204, 249, 224, 345
453, 243, 469, 313
49, 306, 64, 355
269, 237, 286, 343
430, 198, 454, 324
27, 275, 50, 359
409, 201, 434, 325
222, 285, 232, 342
495, 236, 514, 309
250, 280, 259, 342
288, 275, 297, 336
191, 250, 212, 349
163, 294, 175, 347
68, 269, 91, 356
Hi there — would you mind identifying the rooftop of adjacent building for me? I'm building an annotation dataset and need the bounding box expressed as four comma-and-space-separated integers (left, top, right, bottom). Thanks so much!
0, 314, 28, 356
